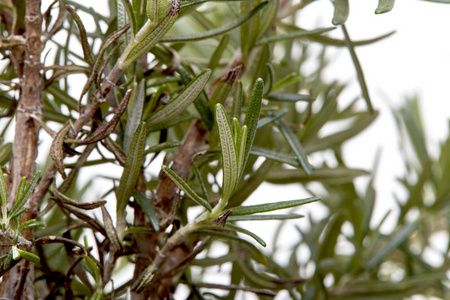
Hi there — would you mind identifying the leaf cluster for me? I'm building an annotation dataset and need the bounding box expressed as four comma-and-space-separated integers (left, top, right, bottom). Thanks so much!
0, 0, 448, 299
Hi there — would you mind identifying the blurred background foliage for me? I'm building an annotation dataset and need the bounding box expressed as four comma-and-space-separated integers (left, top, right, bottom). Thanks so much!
0, 0, 449, 299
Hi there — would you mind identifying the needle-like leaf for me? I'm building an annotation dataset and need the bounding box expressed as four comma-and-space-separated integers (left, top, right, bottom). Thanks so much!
116, 123, 147, 227
215, 104, 238, 203
230, 197, 320, 216
276, 119, 313, 176
161, 165, 213, 211
146, 69, 211, 131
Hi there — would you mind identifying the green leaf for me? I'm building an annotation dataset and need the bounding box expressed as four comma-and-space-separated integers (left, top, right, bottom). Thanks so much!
365, 221, 418, 269
0, 143, 12, 166
257, 109, 287, 129
230, 197, 319, 216
332, 0, 349, 25
18, 219, 45, 233
119, 0, 180, 69
237, 126, 247, 173
194, 229, 267, 265
257, 0, 278, 40
146, 69, 211, 131
250, 146, 298, 167
232, 80, 244, 119
226, 223, 266, 247
124, 79, 145, 153
271, 73, 302, 92
161, 1, 268, 42
144, 141, 180, 155
215, 104, 239, 203
242, 78, 264, 176
10, 171, 41, 218
133, 191, 160, 232
82, 255, 101, 283
276, 119, 312, 176
261, 27, 335, 44
375, 0, 395, 13
208, 34, 230, 73
342, 24, 374, 114
227, 214, 304, 221
265, 167, 369, 184
266, 93, 314, 102
209, 67, 240, 108
116, 123, 147, 225
0, 168, 8, 226
161, 165, 213, 211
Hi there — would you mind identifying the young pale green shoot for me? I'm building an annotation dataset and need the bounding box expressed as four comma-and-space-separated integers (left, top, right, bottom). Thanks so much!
0, 168, 41, 230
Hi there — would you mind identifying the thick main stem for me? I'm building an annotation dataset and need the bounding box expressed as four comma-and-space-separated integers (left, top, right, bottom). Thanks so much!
1, 0, 43, 299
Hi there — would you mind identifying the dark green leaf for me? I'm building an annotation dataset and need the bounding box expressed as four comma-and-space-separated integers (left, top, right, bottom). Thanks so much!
146, 69, 211, 131
230, 197, 319, 216
276, 119, 312, 176
242, 78, 264, 176
225, 223, 266, 247
116, 123, 147, 226
133, 191, 160, 232
161, 165, 213, 211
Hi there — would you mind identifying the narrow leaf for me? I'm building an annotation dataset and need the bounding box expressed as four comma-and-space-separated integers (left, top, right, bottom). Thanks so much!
209, 66, 241, 108
116, 123, 147, 224
144, 141, 180, 155
226, 223, 266, 247
66, 5, 95, 65
194, 229, 267, 265
0, 168, 8, 223
271, 73, 302, 91
365, 221, 418, 269
232, 80, 244, 119
133, 191, 160, 232
257, 109, 287, 129
208, 34, 230, 73
250, 146, 298, 167
266, 93, 314, 102
342, 24, 374, 113
276, 119, 312, 176
120, 0, 180, 69
124, 80, 145, 153
161, 1, 268, 42
227, 214, 304, 221
230, 197, 320, 216
101, 206, 123, 254
146, 69, 211, 131
215, 104, 238, 203
53, 183, 107, 210
10, 171, 41, 218
242, 78, 264, 176
50, 123, 71, 179
18, 220, 45, 232
265, 167, 368, 185
161, 165, 212, 211
73, 89, 132, 145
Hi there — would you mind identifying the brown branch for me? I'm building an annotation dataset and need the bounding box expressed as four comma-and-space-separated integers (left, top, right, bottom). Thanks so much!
1, 0, 44, 298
